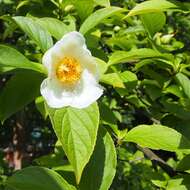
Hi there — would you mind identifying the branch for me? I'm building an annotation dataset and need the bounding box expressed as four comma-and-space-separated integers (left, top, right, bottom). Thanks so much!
137, 145, 187, 177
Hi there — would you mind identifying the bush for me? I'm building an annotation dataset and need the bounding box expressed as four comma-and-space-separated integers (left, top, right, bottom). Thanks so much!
1, 0, 190, 189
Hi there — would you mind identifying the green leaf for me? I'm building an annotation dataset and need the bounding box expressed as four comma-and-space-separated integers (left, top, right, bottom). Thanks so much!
74, 0, 94, 21
141, 12, 166, 37
36, 17, 73, 40
126, 0, 178, 17
166, 178, 188, 190
176, 73, 190, 99
47, 103, 99, 184
108, 48, 173, 66
161, 99, 190, 120
94, 0, 110, 7
95, 58, 108, 77
79, 7, 123, 35
0, 71, 44, 122
116, 71, 138, 93
125, 124, 190, 151
35, 96, 48, 119
120, 71, 138, 83
164, 85, 184, 98
79, 128, 117, 190
101, 73, 125, 88
5, 166, 74, 190
177, 154, 190, 172
13, 16, 53, 52
0, 45, 45, 73
0, 66, 15, 74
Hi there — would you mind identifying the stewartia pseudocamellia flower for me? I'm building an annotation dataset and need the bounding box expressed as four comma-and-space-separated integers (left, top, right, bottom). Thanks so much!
40, 31, 103, 109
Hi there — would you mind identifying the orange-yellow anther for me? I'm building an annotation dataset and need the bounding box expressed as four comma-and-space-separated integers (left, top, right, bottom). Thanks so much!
56, 57, 82, 84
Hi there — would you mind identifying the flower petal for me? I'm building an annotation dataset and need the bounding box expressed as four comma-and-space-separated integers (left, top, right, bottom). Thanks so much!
42, 31, 88, 76
70, 69, 103, 108
40, 78, 73, 108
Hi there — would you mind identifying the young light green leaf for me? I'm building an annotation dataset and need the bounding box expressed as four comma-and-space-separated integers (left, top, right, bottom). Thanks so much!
0, 71, 44, 122
126, 0, 178, 17
47, 103, 99, 184
108, 48, 173, 66
141, 12, 166, 37
36, 17, 73, 40
175, 73, 190, 99
95, 58, 108, 77
79, 7, 123, 35
0, 66, 15, 74
5, 166, 75, 190
13, 16, 53, 52
100, 73, 125, 88
125, 125, 190, 151
120, 71, 137, 83
0, 45, 45, 73
94, 0, 110, 7
79, 128, 117, 190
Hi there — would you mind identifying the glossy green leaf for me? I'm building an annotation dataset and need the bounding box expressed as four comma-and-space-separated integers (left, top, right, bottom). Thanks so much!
5, 166, 74, 190
108, 48, 173, 65
0, 45, 45, 73
80, 7, 123, 35
126, 0, 178, 17
13, 16, 53, 52
79, 128, 117, 190
176, 73, 190, 99
0, 71, 44, 122
101, 73, 125, 88
47, 103, 99, 184
120, 71, 137, 83
141, 12, 166, 37
36, 17, 73, 40
125, 125, 190, 151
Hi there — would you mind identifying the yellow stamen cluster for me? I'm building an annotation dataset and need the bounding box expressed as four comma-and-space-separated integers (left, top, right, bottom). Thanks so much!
56, 57, 82, 84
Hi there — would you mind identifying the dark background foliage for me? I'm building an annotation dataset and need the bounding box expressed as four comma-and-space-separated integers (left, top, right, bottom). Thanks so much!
1, 0, 190, 189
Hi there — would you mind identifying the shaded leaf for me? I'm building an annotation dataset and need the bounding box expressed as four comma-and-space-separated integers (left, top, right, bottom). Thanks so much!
5, 166, 74, 190
176, 73, 190, 99
0, 71, 44, 122
79, 127, 117, 190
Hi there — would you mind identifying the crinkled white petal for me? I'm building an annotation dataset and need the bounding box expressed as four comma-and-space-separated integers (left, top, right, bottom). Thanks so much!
70, 70, 103, 108
40, 69, 103, 108
40, 79, 73, 108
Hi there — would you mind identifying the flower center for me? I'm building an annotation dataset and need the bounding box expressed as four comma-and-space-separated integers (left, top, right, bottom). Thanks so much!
56, 57, 82, 84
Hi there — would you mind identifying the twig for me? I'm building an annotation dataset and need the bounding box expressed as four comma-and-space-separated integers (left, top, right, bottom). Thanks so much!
137, 145, 188, 177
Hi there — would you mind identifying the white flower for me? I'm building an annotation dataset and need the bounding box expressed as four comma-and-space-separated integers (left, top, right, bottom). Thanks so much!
40, 31, 103, 109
